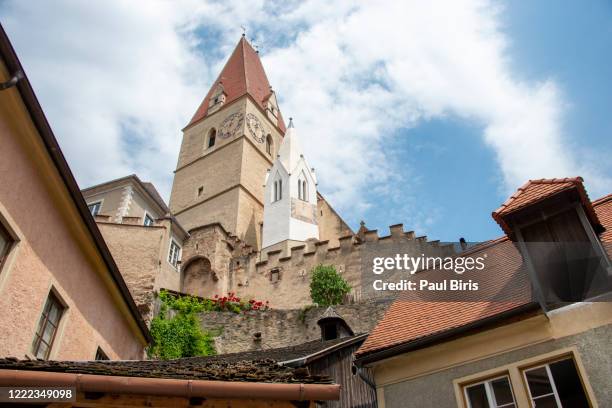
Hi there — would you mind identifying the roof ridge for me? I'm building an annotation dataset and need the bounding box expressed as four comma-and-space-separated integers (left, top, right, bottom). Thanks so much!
592, 193, 612, 206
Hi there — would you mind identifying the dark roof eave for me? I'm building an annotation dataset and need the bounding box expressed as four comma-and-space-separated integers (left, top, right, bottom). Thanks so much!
355, 302, 540, 367
0, 24, 152, 343
280, 334, 368, 368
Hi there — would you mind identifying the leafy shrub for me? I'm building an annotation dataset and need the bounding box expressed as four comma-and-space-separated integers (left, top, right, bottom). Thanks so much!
147, 290, 269, 359
309, 264, 351, 306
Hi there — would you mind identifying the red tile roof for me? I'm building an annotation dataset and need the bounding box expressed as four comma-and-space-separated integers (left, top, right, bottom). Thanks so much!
593, 193, 612, 243
356, 238, 534, 359
186, 36, 286, 132
492, 177, 600, 235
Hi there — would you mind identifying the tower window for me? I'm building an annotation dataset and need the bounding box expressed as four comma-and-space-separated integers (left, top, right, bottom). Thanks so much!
266, 134, 273, 155
273, 179, 283, 202
197, 186, 204, 197
298, 174, 308, 201
207, 128, 216, 148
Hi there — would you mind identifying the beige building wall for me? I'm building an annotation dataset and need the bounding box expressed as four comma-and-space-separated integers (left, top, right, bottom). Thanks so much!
84, 181, 164, 224
85, 187, 124, 220
97, 219, 182, 321
0, 77, 146, 360
317, 195, 353, 248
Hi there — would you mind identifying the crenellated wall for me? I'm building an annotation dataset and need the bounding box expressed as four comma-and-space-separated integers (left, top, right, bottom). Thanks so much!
177, 222, 456, 309
234, 223, 455, 309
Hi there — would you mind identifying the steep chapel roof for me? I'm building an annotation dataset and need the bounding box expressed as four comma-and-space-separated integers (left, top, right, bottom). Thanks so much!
186, 36, 286, 132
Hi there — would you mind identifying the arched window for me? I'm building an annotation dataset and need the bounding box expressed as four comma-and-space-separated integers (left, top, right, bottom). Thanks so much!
207, 128, 216, 148
273, 179, 283, 202
266, 134, 273, 155
298, 174, 308, 201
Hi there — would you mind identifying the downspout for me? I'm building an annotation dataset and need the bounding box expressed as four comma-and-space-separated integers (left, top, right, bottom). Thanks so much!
352, 364, 376, 390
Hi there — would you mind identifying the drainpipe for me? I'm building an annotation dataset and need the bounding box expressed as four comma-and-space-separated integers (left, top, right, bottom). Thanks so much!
352, 364, 376, 390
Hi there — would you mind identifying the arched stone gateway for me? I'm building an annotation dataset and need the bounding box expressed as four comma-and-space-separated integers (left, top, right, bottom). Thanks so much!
181, 256, 220, 298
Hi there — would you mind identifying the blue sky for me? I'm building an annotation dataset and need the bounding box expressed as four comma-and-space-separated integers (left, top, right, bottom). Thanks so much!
2, 0, 611, 242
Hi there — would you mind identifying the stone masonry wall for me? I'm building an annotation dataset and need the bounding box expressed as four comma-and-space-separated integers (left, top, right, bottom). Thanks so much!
199, 299, 393, 354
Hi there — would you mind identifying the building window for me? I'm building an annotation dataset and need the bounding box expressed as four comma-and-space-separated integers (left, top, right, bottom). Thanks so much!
197, 186, 204, 197
32, 291, 65, 360
168, 240, 181, 268
143, 213, 154, 227
266, 134, 273, 155
273, 179, 283, 202
88, 201, 102, 216
464, 375, 516, 408
523, 357, 589, 407
207, 128, 216, 148
298, 178, 308, 201
95, 347, 109, 360
0, 222, 14, 270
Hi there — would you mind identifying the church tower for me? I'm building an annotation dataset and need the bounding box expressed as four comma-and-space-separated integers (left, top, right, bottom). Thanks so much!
169, 36, 286, 248
262, 121, 319, 254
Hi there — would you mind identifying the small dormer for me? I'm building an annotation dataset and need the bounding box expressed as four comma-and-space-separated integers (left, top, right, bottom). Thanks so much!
263, 91, 279, 125
493, 178, 612, 307
207, 83, 226, 115
317, 307, 354, 341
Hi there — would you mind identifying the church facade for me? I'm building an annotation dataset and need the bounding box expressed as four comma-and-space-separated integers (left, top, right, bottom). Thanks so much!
81, 36, 451, 312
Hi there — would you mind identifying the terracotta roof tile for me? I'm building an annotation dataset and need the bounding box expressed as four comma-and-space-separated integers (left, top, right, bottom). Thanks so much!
593, 194, 612, 243
187, 37, 286, 132
492, 177, 601, 235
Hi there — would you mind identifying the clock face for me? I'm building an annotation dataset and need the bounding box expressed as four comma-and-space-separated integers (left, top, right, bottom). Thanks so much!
246, 113, 266, 143
219, 112, 244, 139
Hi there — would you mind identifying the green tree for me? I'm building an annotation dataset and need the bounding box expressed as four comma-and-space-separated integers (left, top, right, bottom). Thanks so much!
309, 264, 351, 306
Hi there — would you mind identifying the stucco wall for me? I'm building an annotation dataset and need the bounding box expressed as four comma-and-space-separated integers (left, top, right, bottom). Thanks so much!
382, 324, 612, 408
0, 87, 145, 360
198, 299, 393, 354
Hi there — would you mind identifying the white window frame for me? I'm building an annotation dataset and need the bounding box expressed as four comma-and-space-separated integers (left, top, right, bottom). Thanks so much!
168, 239, 181, 269
143, 212, 154, 227
463, 375, 516, 408
87, 200, 102, 216
522, 362, 564, 407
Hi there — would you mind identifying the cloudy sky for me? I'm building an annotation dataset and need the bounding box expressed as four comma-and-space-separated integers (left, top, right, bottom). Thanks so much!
2, 0, 611, 241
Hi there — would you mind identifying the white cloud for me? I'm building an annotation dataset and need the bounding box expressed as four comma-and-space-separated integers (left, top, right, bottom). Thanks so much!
2, 0, 609, 229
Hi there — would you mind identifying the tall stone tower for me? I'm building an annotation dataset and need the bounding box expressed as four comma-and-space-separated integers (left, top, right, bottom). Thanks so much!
262, 122, 319, 255
169, 36, 286, 248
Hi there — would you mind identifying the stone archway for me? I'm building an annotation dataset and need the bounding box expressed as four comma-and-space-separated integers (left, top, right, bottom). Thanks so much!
181, 257, 220, 298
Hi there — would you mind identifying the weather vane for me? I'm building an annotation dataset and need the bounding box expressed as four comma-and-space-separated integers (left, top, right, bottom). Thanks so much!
240, 25, 246, 37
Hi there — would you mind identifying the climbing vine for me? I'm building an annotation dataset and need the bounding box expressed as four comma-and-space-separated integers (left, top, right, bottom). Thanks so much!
147, 290, 270, 360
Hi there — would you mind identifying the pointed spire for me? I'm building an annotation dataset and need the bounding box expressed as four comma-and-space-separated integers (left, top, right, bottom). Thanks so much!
186, 36, 286, 131
277, 122, 305, 172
